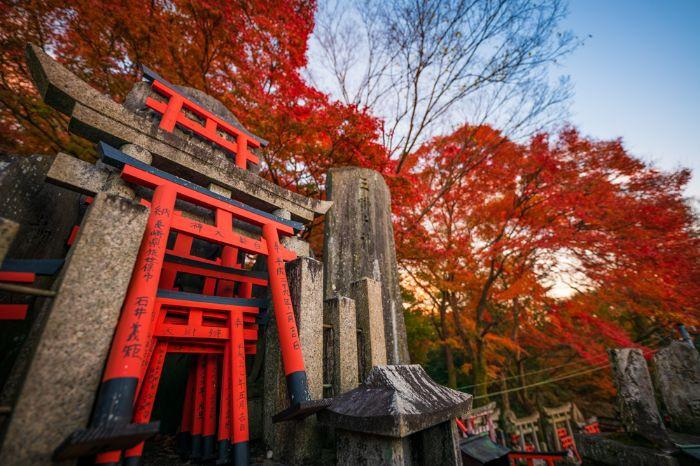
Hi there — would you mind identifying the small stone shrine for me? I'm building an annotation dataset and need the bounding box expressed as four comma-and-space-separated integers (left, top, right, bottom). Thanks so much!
0, 44, 470, 465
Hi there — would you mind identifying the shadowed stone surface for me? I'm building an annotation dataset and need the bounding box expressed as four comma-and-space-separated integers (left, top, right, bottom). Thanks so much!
318, 365, 471, 438
263, 257, 324, 464
608, 348, 673, 449
0, 154, 80, 440
350, 278, 387, 380
414, 420, 461, 465
25, 43, 329, 223
0, 193, 148, 465
575, 433, 679, 466
0, 154, 79, 260
323, 167, 409, 365
653, 341, 700, 435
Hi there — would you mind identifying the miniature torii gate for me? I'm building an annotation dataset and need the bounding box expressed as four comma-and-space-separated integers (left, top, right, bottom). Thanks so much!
55, 142, 319, 464
141, 66, 266, 170
505, 410, 544, 451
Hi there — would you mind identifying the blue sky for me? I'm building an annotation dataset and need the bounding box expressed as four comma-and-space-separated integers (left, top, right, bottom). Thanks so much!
561, 0, 700, 199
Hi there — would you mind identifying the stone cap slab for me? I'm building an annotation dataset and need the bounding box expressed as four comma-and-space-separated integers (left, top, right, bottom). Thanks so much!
318, 365, 471, 438
25, 43, 330, 223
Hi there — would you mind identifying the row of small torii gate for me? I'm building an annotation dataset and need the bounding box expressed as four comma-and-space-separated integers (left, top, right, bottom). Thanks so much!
0, 43, 602, 466
457, 400, 602, 465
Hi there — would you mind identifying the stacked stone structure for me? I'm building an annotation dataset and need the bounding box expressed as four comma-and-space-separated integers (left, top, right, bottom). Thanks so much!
0, 43, 469, 466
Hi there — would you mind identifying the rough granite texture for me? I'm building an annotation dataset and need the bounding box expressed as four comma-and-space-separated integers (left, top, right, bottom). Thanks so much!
323, 167, 410, 365
120, 143, 153, 165
318, 365, 472, 438
263, 257, 324, 464
0, 193, 148, 466
575, 433, 679, 466
324, 296, 360, 395
0, 217, 19, 263
47, 152, 108, 195
25, 43, 329, 223
350, 278, 387, 380
608, 348, 673, 449
653, 341, 700, 435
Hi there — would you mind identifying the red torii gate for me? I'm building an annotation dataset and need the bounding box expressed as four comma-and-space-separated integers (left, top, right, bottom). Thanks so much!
56, 142, 317, 465
141, 66, 267, 170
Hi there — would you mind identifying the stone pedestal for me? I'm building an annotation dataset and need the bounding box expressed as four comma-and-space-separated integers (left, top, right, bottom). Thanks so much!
319, 365, 471, 466
608, 348, 673, 448
336, 430, 410, 465
324, 296, 359, 395
0, 193, 149, 466
323, 167, 409, 364
350, 278, 387, 380
262, 256, 324, 464
415, 420, 461, 465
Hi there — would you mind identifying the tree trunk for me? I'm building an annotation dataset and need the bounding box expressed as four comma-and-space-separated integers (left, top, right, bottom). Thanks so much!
472, 336, 489, 405
444, 343, 457, 388
500, 373, 511, 414
438, 295, 457, 388
516, 358, 534, 411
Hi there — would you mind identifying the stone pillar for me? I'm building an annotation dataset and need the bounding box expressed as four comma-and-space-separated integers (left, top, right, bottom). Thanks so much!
349, 278, 387, 380
0, 193, 149, 465
653, 341, 700, 435
324, 296, 359, 394
263, 256, 324, 463
336, 430, 410, 466
323, 167, 409, 364
608, 348, 673, 448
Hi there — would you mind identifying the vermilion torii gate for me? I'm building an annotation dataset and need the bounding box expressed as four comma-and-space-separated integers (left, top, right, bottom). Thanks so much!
141, 66, 266, 170
56, 142, 320, 465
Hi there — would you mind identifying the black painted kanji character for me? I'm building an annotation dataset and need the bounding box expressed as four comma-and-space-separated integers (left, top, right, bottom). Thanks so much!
127, 323, 141, 341
154, 206, 170, 216
122, 343, 142, 358
135, 296, 148, 306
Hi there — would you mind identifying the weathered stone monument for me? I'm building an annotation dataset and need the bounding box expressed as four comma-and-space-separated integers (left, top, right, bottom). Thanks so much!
323, 168, 410, 365
608, 348, 673, 448
0, 43, 470, 466
576, 344, 700, 465
653, 341, 700, 435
